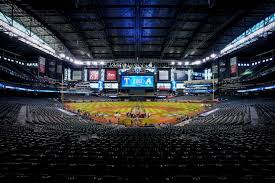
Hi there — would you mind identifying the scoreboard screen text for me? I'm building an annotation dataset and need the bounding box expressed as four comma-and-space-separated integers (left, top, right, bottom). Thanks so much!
121, 76, 154, 88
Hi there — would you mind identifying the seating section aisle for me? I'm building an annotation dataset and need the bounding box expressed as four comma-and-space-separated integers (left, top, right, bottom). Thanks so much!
0, 98, 275, 182
0, 103, 22, 124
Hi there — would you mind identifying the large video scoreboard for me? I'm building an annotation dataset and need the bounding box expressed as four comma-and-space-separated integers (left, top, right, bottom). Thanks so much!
121, 75, 154, 89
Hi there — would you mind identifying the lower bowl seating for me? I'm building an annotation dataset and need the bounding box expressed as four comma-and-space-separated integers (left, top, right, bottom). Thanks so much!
0, 98, 275, 182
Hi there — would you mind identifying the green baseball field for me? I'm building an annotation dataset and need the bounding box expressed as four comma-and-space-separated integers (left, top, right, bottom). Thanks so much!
65, 102, 205, 126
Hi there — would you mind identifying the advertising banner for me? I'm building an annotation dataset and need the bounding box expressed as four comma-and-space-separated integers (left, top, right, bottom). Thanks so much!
89, 70, 99, 81
73, 71, 82, 80
106, 69, 117, 81
57, 64, 62, 74
38, 56, 46, 74
157, 83, 171, 90
174, 70, 188, 81
230, 57, 238, 75
158, 70, 169, 81
104, 83, 118, 89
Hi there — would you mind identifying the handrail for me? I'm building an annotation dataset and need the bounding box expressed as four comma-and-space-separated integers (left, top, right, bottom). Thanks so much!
0, 48, 26, 59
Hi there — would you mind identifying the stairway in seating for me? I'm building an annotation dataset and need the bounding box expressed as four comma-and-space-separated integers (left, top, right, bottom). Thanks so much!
249, 106, 259, 126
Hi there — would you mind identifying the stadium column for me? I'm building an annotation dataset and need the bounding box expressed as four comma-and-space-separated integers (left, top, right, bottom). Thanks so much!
204, 69, 208, 80
68, 68, 71, 81
171, 68, 175, 81
84, 68, 88, 82
212, 73, 215, 101
101, 68, 105, 82
154, 68, 157, 93
99, 68, 105, 93
188, 69, 193, 81
61, 74, 64, 105
171, 68, 176, 93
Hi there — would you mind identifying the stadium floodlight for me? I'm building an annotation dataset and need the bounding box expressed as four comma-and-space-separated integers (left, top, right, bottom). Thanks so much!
270, 58, 273, 61
74, 60, 83, 65
193, 60, 202, 65
59, 53, 65, 58
202, 59, 206, 62
69, 58, 74, 62
171, 61, 175, 65
221, 13, 275, 56
93, 61, 98, 65
86, 62, 91, 65
206, 57, 210, 61
210, 53, 217, 58
184, 61, 189, 65
178, 62, 182, 65
100, 61, 104, 65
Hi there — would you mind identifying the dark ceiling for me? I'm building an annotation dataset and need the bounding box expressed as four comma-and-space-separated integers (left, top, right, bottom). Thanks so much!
0, 0, 275, 62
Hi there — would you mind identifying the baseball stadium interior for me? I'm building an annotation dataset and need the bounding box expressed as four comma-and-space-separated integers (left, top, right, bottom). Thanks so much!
0, 0, 275, 182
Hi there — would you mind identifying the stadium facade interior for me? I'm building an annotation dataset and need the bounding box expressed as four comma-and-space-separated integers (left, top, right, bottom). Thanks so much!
0, 0, 275, 182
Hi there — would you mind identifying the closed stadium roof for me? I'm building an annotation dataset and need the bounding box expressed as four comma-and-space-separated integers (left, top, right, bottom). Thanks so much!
0, 0, 275, 63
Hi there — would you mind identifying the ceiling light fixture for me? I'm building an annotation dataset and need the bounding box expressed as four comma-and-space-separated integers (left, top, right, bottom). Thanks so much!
210, 53, 217, 58
59, 53, 65, 58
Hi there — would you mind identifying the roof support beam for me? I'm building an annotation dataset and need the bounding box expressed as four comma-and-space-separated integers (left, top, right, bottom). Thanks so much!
181, 9, 247, 59
93, 0, 115, 59
180, 15, 210, 59
160, 2, 209, 59
4, 0, 73, 56
135, 0, 141, 59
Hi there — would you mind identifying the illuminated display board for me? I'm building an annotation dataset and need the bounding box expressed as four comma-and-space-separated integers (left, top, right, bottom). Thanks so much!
89, 70, 99, 81
157, 83, 171, 90
104, 83, 118, 89
121, 76, 154, 88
